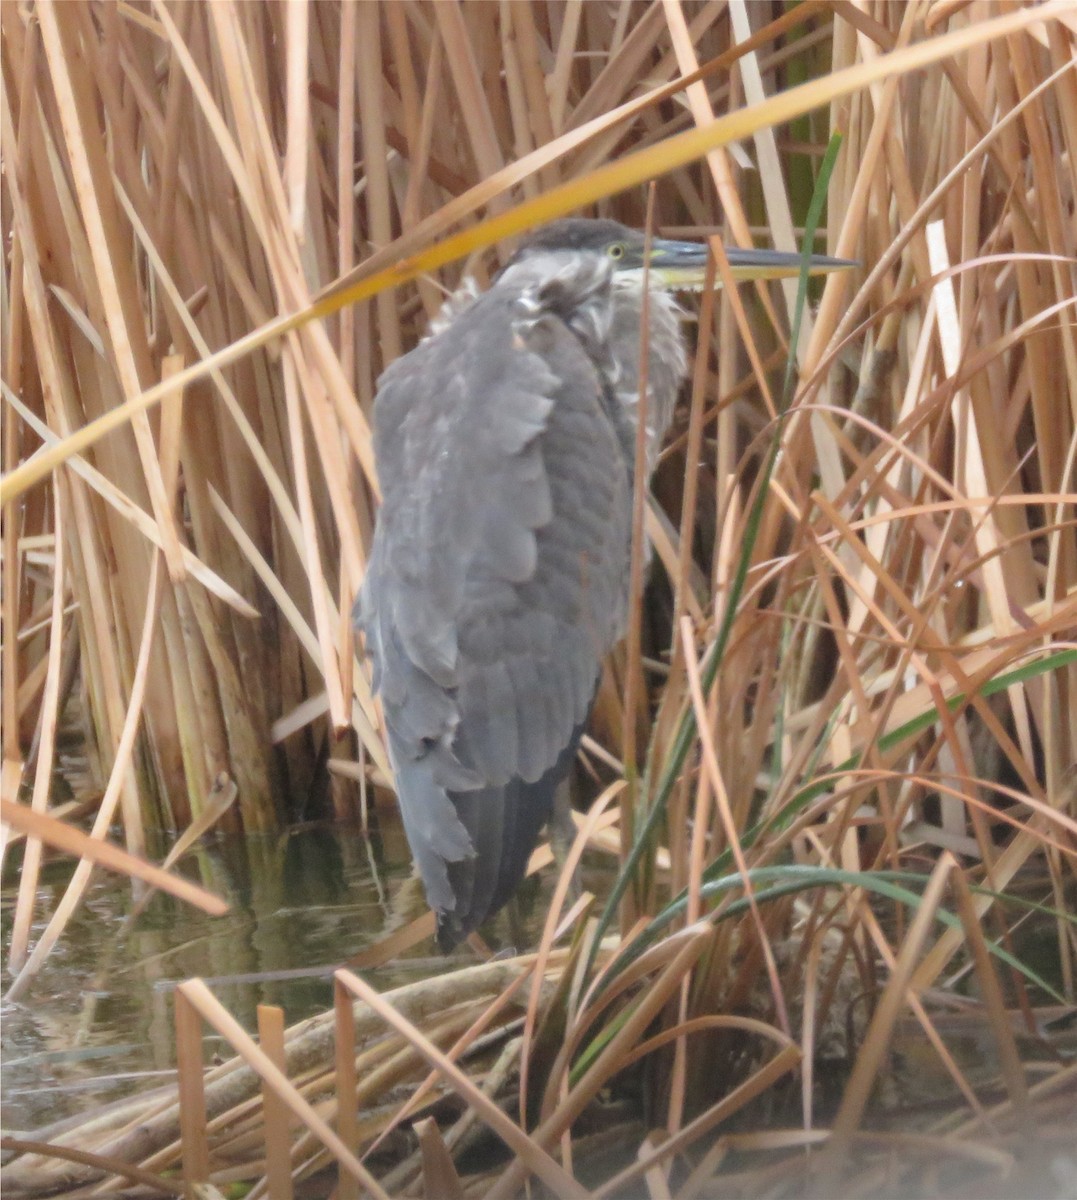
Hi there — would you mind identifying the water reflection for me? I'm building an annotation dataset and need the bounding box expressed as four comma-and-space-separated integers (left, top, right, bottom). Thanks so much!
1, 820, 419, 1131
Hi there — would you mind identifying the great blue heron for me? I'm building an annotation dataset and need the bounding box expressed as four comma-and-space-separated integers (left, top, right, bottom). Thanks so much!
357, 218, 847, 950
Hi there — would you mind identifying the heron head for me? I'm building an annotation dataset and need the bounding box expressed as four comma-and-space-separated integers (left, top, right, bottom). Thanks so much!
505, 218, 709, 292
504, 217, 856, 293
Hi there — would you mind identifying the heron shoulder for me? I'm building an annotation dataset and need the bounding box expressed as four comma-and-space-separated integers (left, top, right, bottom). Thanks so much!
427, 276, 482, 339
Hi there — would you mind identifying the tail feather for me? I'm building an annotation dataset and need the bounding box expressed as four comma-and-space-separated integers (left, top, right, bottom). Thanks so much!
436, 722, 585, 951
437, 776, 552, 952
442, 786, 505, 946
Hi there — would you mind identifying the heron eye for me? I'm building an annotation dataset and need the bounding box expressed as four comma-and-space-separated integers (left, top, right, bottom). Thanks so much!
607, 243, 626, 259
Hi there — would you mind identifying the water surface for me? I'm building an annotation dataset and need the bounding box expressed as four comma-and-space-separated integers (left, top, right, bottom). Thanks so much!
0, 818, 503, 1131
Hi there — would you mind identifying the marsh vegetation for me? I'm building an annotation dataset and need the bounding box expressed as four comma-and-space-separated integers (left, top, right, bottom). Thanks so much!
2, 1, 1076, 1196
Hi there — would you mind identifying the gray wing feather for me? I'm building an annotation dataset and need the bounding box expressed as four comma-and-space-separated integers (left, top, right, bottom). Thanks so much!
388, 755, 475, 913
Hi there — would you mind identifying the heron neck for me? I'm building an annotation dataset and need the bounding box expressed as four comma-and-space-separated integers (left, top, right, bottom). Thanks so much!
570, 281, 688, 481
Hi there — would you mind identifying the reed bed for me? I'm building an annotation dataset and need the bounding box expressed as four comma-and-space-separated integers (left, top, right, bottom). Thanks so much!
2, 0, 1076, 1196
